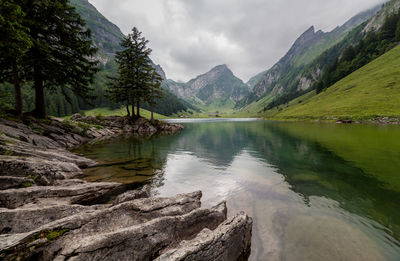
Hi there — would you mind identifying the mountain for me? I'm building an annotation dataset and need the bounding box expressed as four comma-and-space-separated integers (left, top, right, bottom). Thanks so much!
70, 0, 124, 63
67, 0, 190, 116
270, 43, 400, 120
238, 4, 382, 108
363, 0, 400, 32
165, 65, 250, 110
246, 70, 267, 89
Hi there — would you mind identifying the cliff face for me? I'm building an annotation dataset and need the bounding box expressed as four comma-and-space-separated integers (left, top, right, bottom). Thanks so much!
363, 0, 400, 32
70, 0, 125, 62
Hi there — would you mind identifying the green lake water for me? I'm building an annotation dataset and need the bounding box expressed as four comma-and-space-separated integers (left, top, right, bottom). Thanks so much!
75, 119, 400, 261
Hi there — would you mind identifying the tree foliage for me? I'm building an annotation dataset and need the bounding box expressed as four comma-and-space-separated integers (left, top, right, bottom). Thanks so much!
107, 27, 163, 118
0, 0, 32, 114
0, 0, 98, 118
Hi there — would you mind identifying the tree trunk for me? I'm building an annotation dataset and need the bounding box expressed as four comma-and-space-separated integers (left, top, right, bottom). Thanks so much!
126, 103, 130, 117
131, 104, 135, 119
151, 107, 154, 121
136, 100, 140, 117
33, 64, 46, 119
12, 59, 22, 116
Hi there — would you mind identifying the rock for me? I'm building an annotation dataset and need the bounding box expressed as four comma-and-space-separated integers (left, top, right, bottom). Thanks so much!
336, 120, 353, 124
0, 181, 121, 209
0, 156, 83, 186
156, 212, 253, 261
0, 192, 220, 260
70, 115, 184, 136
0, 204, 105, 234
51, 202, 227, 261
70, 113, 83, 121
112, 189, 149, 205
0, 176, 34, 190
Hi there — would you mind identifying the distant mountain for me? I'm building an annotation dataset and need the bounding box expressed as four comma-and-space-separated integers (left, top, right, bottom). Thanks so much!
238, 4, 382, 108
165, 65, 250, 110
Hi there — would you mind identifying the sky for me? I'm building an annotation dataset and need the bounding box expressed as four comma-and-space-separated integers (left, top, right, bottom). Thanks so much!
89, 0, 386, 82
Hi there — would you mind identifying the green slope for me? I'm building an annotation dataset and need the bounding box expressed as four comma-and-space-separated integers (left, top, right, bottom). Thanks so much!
270, 44, 400, 120
76, 107, 168, 119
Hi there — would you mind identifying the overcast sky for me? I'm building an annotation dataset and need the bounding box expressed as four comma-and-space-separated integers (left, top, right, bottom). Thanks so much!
89, 0, 386, 82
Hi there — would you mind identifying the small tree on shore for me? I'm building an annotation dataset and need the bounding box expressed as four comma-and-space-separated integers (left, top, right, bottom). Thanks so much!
108, 27, 155, 119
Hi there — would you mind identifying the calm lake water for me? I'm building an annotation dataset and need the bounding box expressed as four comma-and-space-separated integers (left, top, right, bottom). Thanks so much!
75, 119, 400, 261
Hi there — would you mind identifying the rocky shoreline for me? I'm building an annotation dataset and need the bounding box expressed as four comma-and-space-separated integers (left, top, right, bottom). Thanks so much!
0, 115, 252, 260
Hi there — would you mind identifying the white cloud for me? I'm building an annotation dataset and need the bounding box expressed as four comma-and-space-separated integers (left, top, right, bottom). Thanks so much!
89, 0, 386, 82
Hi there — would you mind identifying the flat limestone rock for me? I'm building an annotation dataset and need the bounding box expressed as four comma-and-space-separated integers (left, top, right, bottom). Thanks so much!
0, 192, 225, 260
0, 181, 121, 209
112, 189, 149, 205
0, 176, 33, 190
0, 204, 105, 234
0, 156, 83, 186
52, 202, 227, 261
156, 212, 253, 261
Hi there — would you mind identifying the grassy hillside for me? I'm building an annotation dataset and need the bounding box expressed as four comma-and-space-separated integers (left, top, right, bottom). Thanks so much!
269, 44, 400, 120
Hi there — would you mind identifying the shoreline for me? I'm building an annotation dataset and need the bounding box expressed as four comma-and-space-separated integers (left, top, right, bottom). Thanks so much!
263, 116, 400, 125
0, 115, 252, 260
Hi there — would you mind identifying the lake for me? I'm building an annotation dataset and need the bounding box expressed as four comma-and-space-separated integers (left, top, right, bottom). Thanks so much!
75, 119, 400, 261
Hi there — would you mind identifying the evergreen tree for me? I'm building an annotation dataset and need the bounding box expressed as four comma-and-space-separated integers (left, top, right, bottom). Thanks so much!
21, 0, 98, 118
0, 0, 32, 115
107, 27, 153, 118
146, 68, 164, 120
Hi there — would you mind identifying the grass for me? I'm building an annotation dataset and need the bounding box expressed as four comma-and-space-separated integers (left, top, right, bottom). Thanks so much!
269, 44, 400, 120
45, 229, 70, 241
66, 107, 169, 120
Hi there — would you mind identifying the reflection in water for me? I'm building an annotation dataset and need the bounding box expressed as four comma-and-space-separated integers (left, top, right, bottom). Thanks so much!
76, 119, 400, 261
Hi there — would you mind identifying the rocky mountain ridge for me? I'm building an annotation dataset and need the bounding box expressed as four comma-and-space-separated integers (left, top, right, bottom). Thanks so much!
166, 65, 250, 107
239, 4, 382, 108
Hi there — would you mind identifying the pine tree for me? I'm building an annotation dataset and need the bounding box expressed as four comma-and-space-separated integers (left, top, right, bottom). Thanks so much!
0, 0, 32, 115
21, 0, 98, 118
146, 68, 164, 120
107, 27, 153, 119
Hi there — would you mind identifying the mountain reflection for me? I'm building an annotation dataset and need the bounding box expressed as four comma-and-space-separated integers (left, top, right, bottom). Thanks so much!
77, 119, 400, 259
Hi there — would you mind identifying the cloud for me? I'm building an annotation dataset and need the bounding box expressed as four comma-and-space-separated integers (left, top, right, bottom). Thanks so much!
89, 0, 386, 82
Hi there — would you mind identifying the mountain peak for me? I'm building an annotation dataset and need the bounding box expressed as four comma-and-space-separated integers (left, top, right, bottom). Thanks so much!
210, 64, 230, 72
